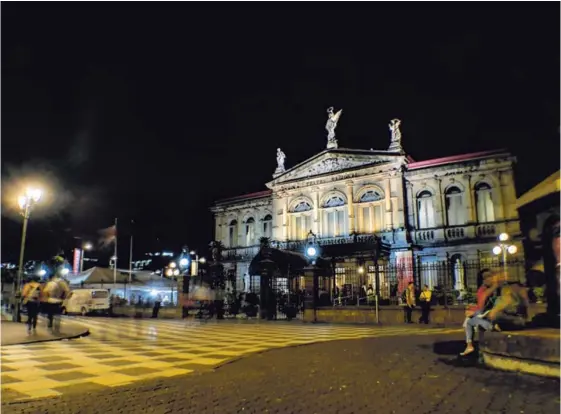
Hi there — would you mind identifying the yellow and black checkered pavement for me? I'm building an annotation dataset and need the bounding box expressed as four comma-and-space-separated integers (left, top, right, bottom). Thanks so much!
1, 317, 460, 402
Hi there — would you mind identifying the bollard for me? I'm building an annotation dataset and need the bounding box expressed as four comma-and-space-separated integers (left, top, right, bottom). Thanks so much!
375, 294, 379, 324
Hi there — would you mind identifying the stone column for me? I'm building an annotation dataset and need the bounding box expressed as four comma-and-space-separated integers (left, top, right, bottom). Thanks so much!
501, 170, 517, 220
313, 188, 320, 235
436, 177, 447, 228
406, 181, 416, 229
385, 179, 393, 230
345, 181, 355, 234
464, 174, 475, 223
283, 197, 289, 241
495, 172, 506, 221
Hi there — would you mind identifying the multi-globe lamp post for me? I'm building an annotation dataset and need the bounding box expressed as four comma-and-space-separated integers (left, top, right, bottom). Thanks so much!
13, 187, 43, 322
492, 232, 518, 282
165, 261, 182, 305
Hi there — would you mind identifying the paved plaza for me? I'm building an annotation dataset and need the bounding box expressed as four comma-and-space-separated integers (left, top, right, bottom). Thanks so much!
1, 317, 461, 404
1, 318, 558, 414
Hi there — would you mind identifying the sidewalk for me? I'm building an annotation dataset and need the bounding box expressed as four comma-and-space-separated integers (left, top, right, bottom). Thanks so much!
1, 313, 89, 346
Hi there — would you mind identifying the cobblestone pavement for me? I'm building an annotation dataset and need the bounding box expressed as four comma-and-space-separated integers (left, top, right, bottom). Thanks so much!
1, 316, 460, 403
3, 331, 559, 414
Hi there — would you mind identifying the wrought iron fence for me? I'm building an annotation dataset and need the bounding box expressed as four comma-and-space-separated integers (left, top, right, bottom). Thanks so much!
327, 257, 526, 307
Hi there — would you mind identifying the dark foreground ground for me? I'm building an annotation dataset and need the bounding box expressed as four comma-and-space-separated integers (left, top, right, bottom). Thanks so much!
3, 333, 559, 414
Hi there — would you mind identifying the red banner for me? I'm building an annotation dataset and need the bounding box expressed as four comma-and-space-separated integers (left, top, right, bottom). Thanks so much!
73, 248, 82, 275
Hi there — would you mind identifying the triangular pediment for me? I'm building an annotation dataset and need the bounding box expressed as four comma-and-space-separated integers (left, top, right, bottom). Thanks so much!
268, 148, 404, 186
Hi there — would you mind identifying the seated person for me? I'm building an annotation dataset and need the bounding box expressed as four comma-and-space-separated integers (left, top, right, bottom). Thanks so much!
461, 271, 529, 356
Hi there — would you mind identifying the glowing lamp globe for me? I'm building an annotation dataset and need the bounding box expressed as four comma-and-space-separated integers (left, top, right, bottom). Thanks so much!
492, 246, 502, 255
179, 258, 189, 267
499, 233, 509, 242
507, 245, 517, 254
306, 246, 317, 257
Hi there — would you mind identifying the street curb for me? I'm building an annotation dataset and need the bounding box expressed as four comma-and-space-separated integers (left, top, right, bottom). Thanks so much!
1, 324, 90, 347
482, 351, 561, 379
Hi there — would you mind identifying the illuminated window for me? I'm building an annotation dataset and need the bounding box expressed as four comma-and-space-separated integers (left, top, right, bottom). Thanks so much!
229, 220, 238, 247
417, 191, 436, 229
475, 183, 495, 223
263, 214, 272, 239
445, 186, 466, 226
245, 217, 255, 246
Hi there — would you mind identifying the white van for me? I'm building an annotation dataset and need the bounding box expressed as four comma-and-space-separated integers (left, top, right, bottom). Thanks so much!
61, 289, 111, 316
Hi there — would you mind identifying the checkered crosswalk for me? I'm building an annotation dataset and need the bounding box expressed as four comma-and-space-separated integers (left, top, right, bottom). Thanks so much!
1, 317, 460, 403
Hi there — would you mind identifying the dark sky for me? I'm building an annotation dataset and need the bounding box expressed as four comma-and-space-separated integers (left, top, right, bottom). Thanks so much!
2, 3, 559, 263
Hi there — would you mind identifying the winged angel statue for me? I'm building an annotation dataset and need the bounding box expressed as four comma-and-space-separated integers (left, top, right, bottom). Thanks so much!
326, 107, 343, 144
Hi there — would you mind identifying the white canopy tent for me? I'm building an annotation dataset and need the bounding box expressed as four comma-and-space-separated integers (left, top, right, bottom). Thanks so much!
66, 267, 178, 303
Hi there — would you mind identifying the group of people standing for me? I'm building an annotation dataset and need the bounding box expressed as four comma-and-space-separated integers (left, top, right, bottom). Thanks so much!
20, 274, 70, 333
402, 282, 433, 324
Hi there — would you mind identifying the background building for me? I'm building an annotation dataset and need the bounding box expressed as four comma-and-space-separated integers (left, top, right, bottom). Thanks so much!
211, 117, 523, 299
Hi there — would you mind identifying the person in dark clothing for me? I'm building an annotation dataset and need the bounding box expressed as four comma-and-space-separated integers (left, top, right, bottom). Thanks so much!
418, 285, 432, 324
22, 277, 42, 333
152, 294, 162, 318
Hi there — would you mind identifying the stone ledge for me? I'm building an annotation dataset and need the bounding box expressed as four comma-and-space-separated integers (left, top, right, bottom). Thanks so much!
480, 329, 560, 378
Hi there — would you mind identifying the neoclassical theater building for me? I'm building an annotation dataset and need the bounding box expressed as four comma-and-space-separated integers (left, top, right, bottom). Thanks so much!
210, 112, 522, 296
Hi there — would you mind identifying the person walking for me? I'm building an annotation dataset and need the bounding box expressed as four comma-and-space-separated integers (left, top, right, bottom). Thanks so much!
22, 277, 42, 333
404, 281, 416, 324
419, 285, 432, 324
151, 294, 162, 318
43, 274, 70, 332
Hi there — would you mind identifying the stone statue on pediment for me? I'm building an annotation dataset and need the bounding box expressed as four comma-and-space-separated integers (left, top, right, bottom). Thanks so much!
276, 148, 286, 171
326, 107, 342, 149
274, 148, 286, 177
388, 118, 403, 152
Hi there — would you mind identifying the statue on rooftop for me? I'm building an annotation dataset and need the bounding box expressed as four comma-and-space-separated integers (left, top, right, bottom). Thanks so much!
326, 107, 342, 149
388, 118, 403, 152
276, 148, 286, 172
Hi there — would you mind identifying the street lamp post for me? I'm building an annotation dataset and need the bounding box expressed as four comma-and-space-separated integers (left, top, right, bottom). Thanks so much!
80, 242, 93, 273
493, 232, 518, 282
13, 188, 43, 322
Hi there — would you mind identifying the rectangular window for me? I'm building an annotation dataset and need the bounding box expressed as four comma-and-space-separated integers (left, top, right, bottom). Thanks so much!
304, 215, 312, 238
328, 211, 336, 237
229, 227, 235, 247
263, 222, 269, 237
477, 191, 495, 223
295, 216, 302, 240
447, 194, 465, 226
373, 205, 383, 232
418, 198, 436, 229
336, 210, 345, 236
361, 207, 370, 233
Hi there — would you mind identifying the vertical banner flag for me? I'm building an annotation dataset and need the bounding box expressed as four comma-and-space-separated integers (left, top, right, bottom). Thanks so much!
73, 248, 82, 275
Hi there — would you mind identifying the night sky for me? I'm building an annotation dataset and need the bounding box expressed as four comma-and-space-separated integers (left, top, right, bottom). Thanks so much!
2, 3, 559, 264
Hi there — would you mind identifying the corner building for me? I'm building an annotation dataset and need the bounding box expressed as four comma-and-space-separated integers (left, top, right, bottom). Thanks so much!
211, 122, 523, 298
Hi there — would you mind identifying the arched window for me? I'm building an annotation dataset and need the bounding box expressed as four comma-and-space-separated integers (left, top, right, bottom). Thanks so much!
445, 186, 466, 226
228, 220, 238, 248
359, 190, 383, 203
323, 196, 345, 208
322, 195, 347, 237
292, 201, 313, 212
263, 214, 272, 239
475, 182, 495, 223
417, 191, 436, 229
245, 217, 255, 246
357, 189, 384, 233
